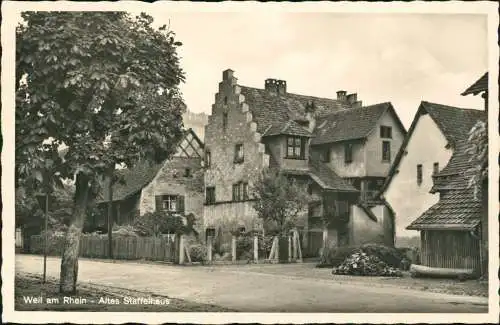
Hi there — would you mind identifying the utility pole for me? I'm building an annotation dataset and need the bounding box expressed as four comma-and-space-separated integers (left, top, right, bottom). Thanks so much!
43, 192, 49, 284
107, 171, 113, 259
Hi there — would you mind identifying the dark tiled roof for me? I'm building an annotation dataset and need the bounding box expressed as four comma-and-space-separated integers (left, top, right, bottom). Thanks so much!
98, 129, 204, 203
98, 162, 163, 203
431, 140, 476, 191
263, 120, 312, 137
461, 72, 488, 96
308, 158, 358, 192
240, 86, 350, 135
406, 188, 481, 231
311, 102, 394, 145
379, 102, 485, 197
420, 101, 486, 144
282, 158, 358, 192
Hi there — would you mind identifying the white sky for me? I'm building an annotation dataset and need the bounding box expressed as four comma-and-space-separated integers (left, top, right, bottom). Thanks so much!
144, 11, 487, 128
14, 10, 488, 128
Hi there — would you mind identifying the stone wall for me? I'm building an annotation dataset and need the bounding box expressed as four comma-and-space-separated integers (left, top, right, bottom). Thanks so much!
138, 156, 204, 232
203, 70, 269, 230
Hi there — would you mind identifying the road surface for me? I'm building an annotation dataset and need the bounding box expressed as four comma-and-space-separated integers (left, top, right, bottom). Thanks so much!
16, 255, 488, 313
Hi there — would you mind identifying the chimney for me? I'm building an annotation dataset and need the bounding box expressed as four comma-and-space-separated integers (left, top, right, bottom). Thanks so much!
276, 80, 287, 95
336, 90, 347, 101
346, 93, 357, 105
265, 78, 278, 93
223, 69, 234, 81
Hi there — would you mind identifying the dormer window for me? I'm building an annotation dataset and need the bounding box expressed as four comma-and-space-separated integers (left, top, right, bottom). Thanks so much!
286, 136, 305, 160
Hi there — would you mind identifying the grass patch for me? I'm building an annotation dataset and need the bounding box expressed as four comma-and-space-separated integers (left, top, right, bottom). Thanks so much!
15, 272, 231, 312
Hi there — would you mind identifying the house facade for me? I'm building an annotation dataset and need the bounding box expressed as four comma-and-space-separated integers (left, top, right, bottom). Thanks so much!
203, 69, 406, 255
379, 101, 486, 243
96, 129, 205, 234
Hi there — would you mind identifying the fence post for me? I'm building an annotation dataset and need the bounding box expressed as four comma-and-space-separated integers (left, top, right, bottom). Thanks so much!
207, 236, 213, 263
253, 235, 258, 262
231, 235, 237, 262
288, 234, 292, 262
179, 235, 185, 265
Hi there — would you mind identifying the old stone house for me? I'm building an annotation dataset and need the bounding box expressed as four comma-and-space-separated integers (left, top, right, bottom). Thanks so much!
203, 69, 406, 256
96, 129, 205, 233
379, 101, 486, 243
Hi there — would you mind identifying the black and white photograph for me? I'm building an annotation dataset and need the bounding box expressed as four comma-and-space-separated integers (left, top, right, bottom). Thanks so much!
2, 1, 498, 324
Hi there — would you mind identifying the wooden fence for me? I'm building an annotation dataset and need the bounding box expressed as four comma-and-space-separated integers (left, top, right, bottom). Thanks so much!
30, 235, 177, 262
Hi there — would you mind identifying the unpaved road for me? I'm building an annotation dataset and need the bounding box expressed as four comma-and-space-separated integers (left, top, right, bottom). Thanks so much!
16, 255, 488, 313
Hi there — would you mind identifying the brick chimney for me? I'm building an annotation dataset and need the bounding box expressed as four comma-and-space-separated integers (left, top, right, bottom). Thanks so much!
276, 80, 286, 95
336, 90, 347, 101
265, 79, 286, 95
346, 93, 357, 104
265, 78, 278, 93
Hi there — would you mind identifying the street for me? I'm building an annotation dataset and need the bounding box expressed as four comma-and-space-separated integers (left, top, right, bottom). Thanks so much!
16, 255, 488, 313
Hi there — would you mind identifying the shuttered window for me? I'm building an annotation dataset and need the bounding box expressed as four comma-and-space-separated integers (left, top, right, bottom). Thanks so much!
155, 195, 185, 214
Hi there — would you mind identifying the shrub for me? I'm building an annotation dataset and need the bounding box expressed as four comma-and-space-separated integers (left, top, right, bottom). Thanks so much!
258, 235, 275, 258
112, 224, 140, 237
236, 234, 253, 259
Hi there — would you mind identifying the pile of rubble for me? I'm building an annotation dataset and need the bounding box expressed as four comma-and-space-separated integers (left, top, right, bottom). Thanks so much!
332, 250, 403, 277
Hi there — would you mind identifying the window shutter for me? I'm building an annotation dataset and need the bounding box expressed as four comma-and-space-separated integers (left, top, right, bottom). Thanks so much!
300, 138, 306, 159
177, 196, 185, 214
155, 195, 163, 211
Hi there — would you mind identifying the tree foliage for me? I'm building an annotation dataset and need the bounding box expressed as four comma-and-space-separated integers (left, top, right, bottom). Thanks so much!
465, 120, 488, 200
252, 169, 310, 236
16, 11, 186, 293
133, 211, 199, 237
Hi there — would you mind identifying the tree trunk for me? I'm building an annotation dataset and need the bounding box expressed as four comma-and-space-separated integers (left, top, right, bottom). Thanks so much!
59, 173, 90, 293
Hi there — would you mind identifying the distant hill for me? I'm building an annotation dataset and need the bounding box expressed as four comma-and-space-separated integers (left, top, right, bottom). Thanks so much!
395, 236, 420, 248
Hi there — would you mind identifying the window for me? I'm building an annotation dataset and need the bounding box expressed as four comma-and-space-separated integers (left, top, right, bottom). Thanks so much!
232, 183, 241, 201
287, 136, 305, 159
206, 186, 216, 205
344, 143, 353, 164
184, 168, 191, 177
205, 150, 211, 168
380, 126, 392, 139
223, 112, 228, 130
382, 141, 391, 162
417, 164, 423, 185
242, 182, 249, 200
232, 182, 249, 201
155, 195, 184, 214
307, 184, 313, 195
234, 144, 244, 163
223, 96, 228, 105
322, 147, 331, 163
433, 162, 439, 175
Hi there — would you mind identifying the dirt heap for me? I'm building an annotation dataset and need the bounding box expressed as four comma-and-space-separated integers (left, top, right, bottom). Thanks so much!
332, 248, 403, 277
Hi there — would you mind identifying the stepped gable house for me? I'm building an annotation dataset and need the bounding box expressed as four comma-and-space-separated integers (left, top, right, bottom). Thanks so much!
96, 129, 205, 233
379, 101, 487, 241
203, 69, 406, 255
